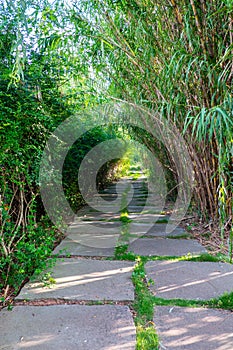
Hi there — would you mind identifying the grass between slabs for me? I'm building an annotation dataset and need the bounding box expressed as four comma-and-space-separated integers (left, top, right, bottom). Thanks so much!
132, 257, 159, 350
153, 292, 233, 310
113, 180, 232, 348
114, 249, 230, 263
165, 233, 191, 239
113, 182, 159, 349
113, 246, 233, 350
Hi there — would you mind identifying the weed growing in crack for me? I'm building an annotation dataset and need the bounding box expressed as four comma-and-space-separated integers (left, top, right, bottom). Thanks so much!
132, 257, 159, 350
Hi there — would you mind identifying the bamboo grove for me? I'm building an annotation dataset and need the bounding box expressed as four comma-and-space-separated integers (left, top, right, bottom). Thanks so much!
73, 0, 233, 234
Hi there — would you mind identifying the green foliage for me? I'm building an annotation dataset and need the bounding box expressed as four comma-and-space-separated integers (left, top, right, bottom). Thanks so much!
63, 126, 121, 211
120, 211, 132, 223
132, 258, 159, 349
155, 218, 168, 224
179, 252, 228, 263
72, 0, 233, 244
0, 217, 58, 294
136, 326, 159, 350
153, 291, 233, 311
208, 292, 233, 310
114, 244, 128, 258
167, 233, 191, 239
0, 0, 122, 298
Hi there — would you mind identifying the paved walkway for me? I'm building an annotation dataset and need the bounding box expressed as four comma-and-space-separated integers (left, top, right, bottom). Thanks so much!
1, 176, 233, 349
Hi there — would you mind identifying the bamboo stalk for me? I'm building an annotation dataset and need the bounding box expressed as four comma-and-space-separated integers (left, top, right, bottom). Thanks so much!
189, 0, 207, 57
170, 0, 183, 26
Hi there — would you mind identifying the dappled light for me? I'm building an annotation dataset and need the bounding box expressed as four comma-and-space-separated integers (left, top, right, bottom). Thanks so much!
18, 259, 134, 301
18, 335, 56, 348
155, 307, 233, 349
37, 267, 132, 290
146, 260, 233, 300
0, 305, 136, 350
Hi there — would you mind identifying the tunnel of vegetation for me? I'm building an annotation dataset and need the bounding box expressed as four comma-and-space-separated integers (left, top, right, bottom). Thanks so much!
0, 0, 232, 300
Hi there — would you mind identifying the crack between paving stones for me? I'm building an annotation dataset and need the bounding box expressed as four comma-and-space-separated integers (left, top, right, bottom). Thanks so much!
13, 299, 134, 307
52, 255, 111, 260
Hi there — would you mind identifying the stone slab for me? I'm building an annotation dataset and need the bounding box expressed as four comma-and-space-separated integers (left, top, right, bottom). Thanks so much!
63, 220, 129, 248
0, 305, 136, 350
65, 223, 121, 248
128, 213, 169, 223
128, 206, 162, 213
94, 193, 118, 200
129, 198, 146, 202
64, 220, 186, 243
78, 213, 121, 221
146, 260, 233, 300
56, 225, 189, 256
70, 220, 121, 228
130, 194, 148, 199
64, 223, 161, 247
129, 238, 206, 256
66, 223, 177, 246
53, 240, 115, 257
17, 259, 135, 301
129, 223, 186, 237
68, 222, 121, 233
154, 306, 233, 349
64, 234, 119, 249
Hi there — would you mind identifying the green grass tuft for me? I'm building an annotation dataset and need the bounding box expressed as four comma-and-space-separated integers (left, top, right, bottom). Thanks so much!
167, 233, 191, 239
136, 325, 159, 350
207, 292, 233, 310
156, 218, 169, 224
179, 252, 229, 263
153, 291, 233, 311
132, 257, 159, 349
153, 296, 204, 308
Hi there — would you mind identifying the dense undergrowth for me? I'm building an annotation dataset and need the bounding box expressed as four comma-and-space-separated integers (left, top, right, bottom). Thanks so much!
0, 1, 123, 299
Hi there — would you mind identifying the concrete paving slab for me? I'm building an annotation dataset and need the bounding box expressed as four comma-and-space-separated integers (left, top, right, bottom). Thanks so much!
67, 221, 154, 240
129, 223, 186, 237
130, 194, 148, 199
53, 240, 115, 257
0, 305, 136, 350
64, 222, 123, 248
94, 193, 118, 199
129, 200, 147, 206
59, 222, 186, 256
78, 213, 121, 221
66, 222, 121, 248
146, 260, 233, 300
101, 188, 122, 195
128, 223, 154, 238
129, 197, 146, 202
17, 259, 135, 301
64, 234, 118, 249
128, 206, 162, 213
99, 215, 169, 224
128, 213, 169, 223
129, 238, 206, 256
127, 205, 145, 212
70, 220, 121, 228
68, 222, 121, 233
154, 306, 233, 349
77, 205, 115, 214
64, 223, 163, 247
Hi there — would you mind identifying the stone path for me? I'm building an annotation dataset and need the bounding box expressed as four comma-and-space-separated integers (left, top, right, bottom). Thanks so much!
1, 176, 233, 349
154, 306, 233, 350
